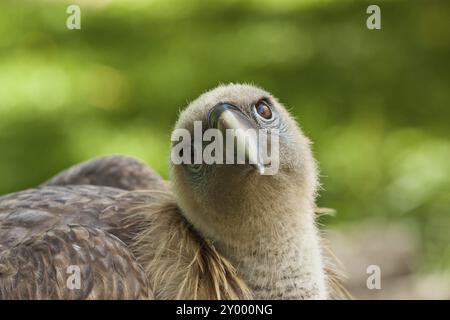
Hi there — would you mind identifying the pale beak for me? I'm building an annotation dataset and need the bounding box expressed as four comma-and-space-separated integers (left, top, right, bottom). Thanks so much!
208, 103, 268, 174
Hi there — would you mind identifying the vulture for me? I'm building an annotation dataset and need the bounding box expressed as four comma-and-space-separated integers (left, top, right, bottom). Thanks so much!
0, 84, 346, 300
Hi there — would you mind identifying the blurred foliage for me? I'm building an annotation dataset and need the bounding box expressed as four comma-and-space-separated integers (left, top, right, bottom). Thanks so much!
0, 0, 449, 271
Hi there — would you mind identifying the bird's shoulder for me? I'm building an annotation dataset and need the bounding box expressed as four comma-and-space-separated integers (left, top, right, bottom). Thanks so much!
0, 185, 131, 250
0, 155, 170, 251
43, 155, 167, 191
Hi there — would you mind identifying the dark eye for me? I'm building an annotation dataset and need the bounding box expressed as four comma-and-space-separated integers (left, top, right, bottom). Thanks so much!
254, 100, 273, 120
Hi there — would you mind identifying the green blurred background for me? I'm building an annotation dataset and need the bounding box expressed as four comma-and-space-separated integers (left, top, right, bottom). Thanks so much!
0, 0, 449, 294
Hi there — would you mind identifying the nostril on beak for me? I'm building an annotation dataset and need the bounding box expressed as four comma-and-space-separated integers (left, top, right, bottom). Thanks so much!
207, 103, 241, 129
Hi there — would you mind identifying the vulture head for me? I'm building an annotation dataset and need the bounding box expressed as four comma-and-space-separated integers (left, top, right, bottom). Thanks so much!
170, 84, 319, 249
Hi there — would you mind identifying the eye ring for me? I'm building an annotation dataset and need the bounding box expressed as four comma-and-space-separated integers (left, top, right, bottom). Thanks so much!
254, 100, 273, 120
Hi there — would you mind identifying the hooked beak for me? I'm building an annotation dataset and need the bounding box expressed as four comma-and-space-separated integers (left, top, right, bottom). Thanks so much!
208, 103, 269, 174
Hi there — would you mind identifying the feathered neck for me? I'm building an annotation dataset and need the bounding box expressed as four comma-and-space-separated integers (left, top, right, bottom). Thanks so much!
210, 195, 328, 299
125, 187, 330, 300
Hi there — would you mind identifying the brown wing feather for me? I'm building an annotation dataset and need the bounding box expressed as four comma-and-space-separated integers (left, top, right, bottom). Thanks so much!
0, 225, 152, 299
0, 156, 169, 299
0, 185, 130, 251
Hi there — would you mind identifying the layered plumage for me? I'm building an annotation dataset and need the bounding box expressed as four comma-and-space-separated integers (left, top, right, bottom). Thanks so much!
0, 84, 347, 299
